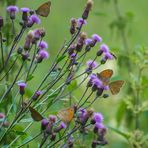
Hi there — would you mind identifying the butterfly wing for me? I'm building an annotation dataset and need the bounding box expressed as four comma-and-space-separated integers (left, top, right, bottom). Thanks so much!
109, 80, 124, 95
58, 107, 74, 123
29, 107, 44, 121
97, 69, 113, 86
36, 1, 51, 17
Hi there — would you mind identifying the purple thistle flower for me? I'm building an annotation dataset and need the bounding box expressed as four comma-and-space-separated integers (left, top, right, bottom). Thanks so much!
93, 112, 104, 123
17, 82, 27, 95
32, 90, 42, 101
77, 108, 89, 124
85, 38, 92, 46
100, 44, 109, 53
60, 122, 66, 129
95, 122, 105, 129
104, 52, 113, 60
48, 115, 57, 123
29, 14, 41, 24
89, 74, 97, 81
70, 53, 76, 59
33, 29, 42, 39
7, 6, 19, 13
86, 60, 98, 69
41, 119, 49, 130
103, 85, 109, 90
38, 50, 49, 59
92, 78, 103, 89
77, 18, 87, 27
38, 41, 48, 50
7, 6, 19, 19
21, 7, 30, 13
92, 34, 102, 43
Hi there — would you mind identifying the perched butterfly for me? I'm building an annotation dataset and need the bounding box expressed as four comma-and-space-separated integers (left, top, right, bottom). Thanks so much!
97, 69, 124, 95
36, 1, 51, 17
29, 106, 44, 121
57, 107, 74, 123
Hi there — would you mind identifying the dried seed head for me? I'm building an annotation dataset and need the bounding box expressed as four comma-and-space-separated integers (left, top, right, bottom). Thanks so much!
82, 0, 94, 19
86, 0, 94, 11
70, 18, 77, 35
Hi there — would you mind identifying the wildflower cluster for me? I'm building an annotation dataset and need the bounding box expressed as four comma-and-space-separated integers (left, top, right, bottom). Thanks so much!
0, 0, 121, 147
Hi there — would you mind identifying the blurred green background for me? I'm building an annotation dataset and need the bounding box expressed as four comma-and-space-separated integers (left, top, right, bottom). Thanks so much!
0, 0, 148, 147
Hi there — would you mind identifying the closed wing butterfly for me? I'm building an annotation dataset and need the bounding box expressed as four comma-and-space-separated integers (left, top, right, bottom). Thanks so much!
36, 1, 51, 17
97, 69, 124, 95
57, 107, 74, 123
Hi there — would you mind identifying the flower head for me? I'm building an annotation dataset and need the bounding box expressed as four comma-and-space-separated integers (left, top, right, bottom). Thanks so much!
41, 119, 49, 130
38, 41, 48, 50
48, 115, 57, 123
7, 6, 19, 19
104, 52, 113, 60
60, 122, 66, 129
95, 122, 105, 129
33, 28, 45, 39
93, 112, 104, 123
100, 44, 109, 53
92, 78, 103, 89
38, 50, 49, 59
86, 60, 98, 69
29, 14, 41, 24
85, 38, 92, 46
21, 7, 30, 13
77, 18, 87, 27
7, 6, 19, 13
32, 90, 43, 101
92, 34, 102, 43
17, 82, 27, 95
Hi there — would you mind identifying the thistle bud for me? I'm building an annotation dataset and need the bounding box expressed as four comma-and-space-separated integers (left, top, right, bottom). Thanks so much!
17, 47, 23, 54
41, 119, 49, 130
17, 82, 27, 95
22, 51, 29, 61
76, 32, 87, 52
21, 8, 30, 22
32, 90, 42, 101
24, 30, 34, 50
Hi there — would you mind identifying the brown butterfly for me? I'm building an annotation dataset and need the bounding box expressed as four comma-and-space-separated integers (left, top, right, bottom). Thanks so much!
57, 107, 74, 123
29, 106, 44, 121
36, 1, 51, 17
97, 69, 124, 95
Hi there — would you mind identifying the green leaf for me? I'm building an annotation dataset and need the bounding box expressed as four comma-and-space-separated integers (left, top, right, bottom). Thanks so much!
21, 136, 33, 146
27, 74, 34, 82
11, 130, 27, 136
20, 118, 33, 123
57, 55, 66, 63
116, 100, 127, 126
108, 126, 130, 139
67, 80, 77, 91
47, 92, 59, 99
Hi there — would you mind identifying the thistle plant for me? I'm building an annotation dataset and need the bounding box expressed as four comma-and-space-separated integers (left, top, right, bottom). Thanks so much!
0, 0, 123, 147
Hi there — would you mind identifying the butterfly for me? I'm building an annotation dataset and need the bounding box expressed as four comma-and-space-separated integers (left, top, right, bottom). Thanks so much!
57, 107, 74, 123
29, 106, 44, 121
97, 69, 124, 95
36, 1, 51, 17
